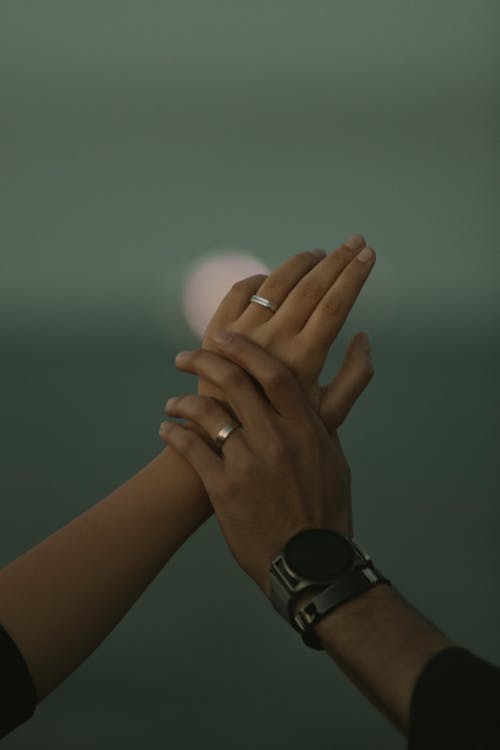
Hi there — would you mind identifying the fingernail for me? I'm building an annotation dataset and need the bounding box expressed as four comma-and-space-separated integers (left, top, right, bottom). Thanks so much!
175, 350, 190, 362
310, 248, 327, 258
344, 234, 365, 250
159, 421, 172, 435
165, 397, 178, 411
213, 330, 233, 344
357, 246, 375, 263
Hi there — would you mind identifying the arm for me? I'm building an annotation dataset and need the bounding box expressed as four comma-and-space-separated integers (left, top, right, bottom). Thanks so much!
0, 235, 374, 705
310, 584, 500, 747
159, 333, 499, 746
295, 583, 453, 735
0, 446, 208, 700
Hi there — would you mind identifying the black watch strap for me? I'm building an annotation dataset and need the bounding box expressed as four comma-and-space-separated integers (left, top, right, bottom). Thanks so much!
270, 535, 373, 625
294, 565, 392, 651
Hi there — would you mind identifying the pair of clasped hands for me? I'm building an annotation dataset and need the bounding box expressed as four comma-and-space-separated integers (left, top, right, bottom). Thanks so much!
0, 230, 455, 742
159, 233, 375, 599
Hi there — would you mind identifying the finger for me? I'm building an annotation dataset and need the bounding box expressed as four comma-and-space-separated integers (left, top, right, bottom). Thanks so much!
302, 246, 376, 354
207, 331, 308, 420
204, 274, 268, 336
174, 347, 276, 431
165, 394, 246, 457
236, 248, 327, 327
267, 234, 367, 332
318, 332, 374, 433
158, 420, 222, 483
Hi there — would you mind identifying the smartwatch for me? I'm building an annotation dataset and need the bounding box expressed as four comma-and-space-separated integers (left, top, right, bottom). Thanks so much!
269, 528, 391, 650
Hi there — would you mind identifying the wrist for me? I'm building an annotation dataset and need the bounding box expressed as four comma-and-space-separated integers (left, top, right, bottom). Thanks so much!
270, 530, 388, 642
153, 446, 213, 531
308, 581, 453, 734
292, 580, 393, 637
311, 581, 393, 638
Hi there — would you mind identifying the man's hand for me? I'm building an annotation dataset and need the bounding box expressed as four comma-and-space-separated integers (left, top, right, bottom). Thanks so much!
200, 234, 376, 433
159, 336, 456, 739
159, 334, 355, 594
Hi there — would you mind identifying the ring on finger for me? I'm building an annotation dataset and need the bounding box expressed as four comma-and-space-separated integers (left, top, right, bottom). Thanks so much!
214, 422, 242, 450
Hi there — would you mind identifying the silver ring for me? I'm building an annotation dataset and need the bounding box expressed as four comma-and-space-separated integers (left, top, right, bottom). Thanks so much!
214, 423, 241, 450
250, 294, 278, 313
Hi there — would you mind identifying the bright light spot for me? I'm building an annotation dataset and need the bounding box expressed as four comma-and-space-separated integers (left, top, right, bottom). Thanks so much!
182, 251, 271, 338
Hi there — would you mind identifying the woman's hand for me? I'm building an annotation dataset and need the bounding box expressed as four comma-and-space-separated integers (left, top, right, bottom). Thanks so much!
159, 334, 354, 598
200, 235, 375, 433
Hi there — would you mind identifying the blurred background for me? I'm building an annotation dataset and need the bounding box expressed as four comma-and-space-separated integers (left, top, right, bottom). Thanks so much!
1, 1, 499, 747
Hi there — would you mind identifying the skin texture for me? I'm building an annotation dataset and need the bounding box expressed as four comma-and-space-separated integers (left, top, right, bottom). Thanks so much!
0, 236, 375, 708
159, 334, 455, 737
199, 234, 375, 430
162, 335, 354, 594
160, 233, 380, 589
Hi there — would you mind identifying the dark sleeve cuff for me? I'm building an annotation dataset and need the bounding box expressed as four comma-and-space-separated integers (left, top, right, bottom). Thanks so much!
0, 624, 38, 739
407, 645, 500, 750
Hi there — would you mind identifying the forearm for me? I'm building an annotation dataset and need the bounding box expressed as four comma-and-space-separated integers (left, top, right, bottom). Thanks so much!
305, 583, 454, 735
0, 447, 210, 700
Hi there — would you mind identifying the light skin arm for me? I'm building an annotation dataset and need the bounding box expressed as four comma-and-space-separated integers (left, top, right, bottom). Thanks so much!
160, 333, 456, 738
0, 447, 209, 700
0, 235, 375, 701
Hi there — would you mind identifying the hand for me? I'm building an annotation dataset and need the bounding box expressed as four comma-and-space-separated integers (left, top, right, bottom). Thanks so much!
159, 334, 354, 598
200, 235, 376, 432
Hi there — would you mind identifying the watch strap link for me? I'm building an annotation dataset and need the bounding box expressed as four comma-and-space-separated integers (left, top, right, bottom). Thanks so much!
294, 565, 392, 651
270, 535, 373, 625
269, 556, 312, 623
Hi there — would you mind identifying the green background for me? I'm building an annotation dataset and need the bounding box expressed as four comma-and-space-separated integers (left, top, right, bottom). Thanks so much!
1, 1, 499, 748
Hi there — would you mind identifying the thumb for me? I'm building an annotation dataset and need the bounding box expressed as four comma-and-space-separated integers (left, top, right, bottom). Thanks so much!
318, 332, 374, 433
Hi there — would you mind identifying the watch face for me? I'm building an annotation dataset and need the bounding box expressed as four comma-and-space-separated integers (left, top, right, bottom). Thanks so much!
284, 529, 355, 584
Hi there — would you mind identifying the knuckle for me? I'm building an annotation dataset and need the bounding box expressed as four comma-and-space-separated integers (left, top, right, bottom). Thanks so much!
297, 277, 321, 300
199, 396, 221, 419
180, 427, 200, 451
320, 295, 344, 318
203, 332, 225, 350
174, 424, 193, 445
221, 363, 247, 390
187, 394, 206, 413
263, 363, 291, 390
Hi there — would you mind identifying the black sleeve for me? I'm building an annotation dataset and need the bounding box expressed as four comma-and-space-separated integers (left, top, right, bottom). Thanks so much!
0, 624, 37, 739
407, 645, 500, 749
